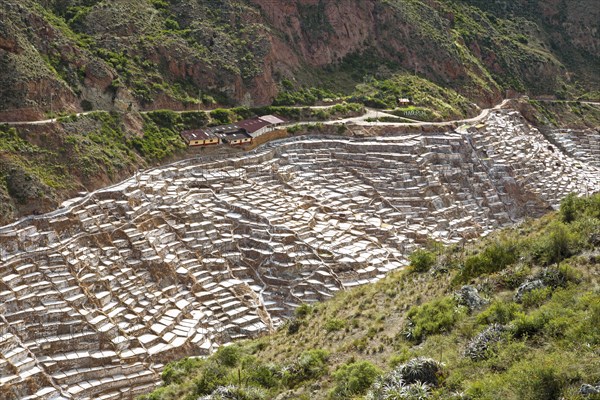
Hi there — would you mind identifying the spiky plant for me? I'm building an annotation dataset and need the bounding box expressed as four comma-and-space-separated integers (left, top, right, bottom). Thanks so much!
398, 357, 442, 386
366, 358, 443, 400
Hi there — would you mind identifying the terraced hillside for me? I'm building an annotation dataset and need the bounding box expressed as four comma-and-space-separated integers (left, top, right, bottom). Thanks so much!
0, 108, 598, 399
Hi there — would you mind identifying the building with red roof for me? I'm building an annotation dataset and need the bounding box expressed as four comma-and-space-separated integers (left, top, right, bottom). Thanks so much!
180, 115, 287, 147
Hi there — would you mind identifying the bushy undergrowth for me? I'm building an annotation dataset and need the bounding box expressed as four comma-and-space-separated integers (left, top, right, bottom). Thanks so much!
140, 346, 330, 400
455, 238, 518, 283
408, 249, 436, 273
132, 118, 187, 161
349, 74, 475, 119
404, 297, 465, 343
329, 361, 382, 399
273, 84, 342, 106
0, 126, 39, 153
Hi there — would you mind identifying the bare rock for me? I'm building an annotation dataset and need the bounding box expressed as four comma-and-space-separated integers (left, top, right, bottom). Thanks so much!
579, 383, 600, 396
515, 279, 545, 302
455, 285, 488, 311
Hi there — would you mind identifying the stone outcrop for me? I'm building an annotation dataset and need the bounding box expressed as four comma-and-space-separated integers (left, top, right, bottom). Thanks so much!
0, 109, 598, 398
455, 286, 488, 311
515, 280, 546, 302
580, 383, 600, 396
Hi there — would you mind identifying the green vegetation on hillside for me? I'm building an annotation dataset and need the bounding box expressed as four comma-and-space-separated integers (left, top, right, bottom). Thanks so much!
3, 0, 598, 114
0, 101, 366, 224
0, 111, 178, 223
351, 74, 477, 119
50, 0, 268, 105
0, 112, 151, 212
273, 81, 342, 106
144, 103, 364, 128
525, 101, 600, 130
140, 194, 600, 399
274, 74, 476, 120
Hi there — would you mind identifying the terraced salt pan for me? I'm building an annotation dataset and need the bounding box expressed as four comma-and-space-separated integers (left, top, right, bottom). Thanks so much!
0, 109, 598, 399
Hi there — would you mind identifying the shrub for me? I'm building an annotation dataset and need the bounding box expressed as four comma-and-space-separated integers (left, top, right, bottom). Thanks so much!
0, 127, 35, 152
531, 222, 582, 265
180, 111, 209, 129
569, 292, 600, 345
495, 265, 531, 290
295, 303, 312, 318
559, 192, 600, 223
457, 240, 518, 282
560, 193, 578, 223
325, 318, 346, 332
145, 110, 181, 128
409, 249, 436, 273
80, 99, 93, 111
287, 124, 304, 134
193, 362, 230, 395
164, 18, 180, 31
511, 311, 547, 338
477, 301, 521, 325
139, 386, 168, 400
538, 264, 581, 288
283, 349, 329, 387
484, 240, 519, 268
520, 287, 553, 308
161, 357, 204, 385
287, 319, 301, 335
512, 365, 563, 400
405, 297, 464, 342
245, 362, 281, 389
133, 115, 186, 161
583, 193, 600, 219
330, 361, 382, 399
467, 361, 565, 400
210, 108, 235, 125
215, 344, 242, 367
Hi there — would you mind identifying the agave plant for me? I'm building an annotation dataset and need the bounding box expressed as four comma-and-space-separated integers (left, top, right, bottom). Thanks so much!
366, 380, 431, 400
400, 381, 431, 400
197, 385, 237, 400
367, 371, 406, 400
201, 385, 267, 400
464, 323, 505, 361
366, 357, 442, 400
398, 357, 443, 386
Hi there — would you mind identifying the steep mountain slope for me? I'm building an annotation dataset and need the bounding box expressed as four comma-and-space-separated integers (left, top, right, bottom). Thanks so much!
1, 0, 598, 121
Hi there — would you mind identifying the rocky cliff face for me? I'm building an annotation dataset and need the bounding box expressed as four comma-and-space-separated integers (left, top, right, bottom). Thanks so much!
0, 0, 598, 120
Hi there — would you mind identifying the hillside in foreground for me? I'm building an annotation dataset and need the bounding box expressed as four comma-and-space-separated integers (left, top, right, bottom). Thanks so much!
141, 194, 600, 400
